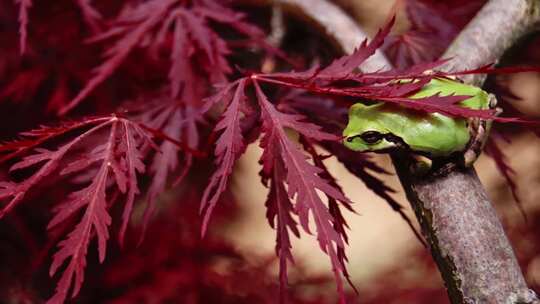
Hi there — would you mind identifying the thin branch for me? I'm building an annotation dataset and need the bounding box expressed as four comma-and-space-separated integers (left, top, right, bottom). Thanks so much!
260, 0, 391, 71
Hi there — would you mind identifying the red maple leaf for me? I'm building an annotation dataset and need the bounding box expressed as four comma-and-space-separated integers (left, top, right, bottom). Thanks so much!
201, 79, 248, 235
254, 81, 353, 303
58, 0, 265, 115
382, 0, 486, 68
0, 115, 161, 303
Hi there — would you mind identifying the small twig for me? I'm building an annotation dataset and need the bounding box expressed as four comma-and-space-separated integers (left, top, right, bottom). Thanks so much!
261, 5, 285, 73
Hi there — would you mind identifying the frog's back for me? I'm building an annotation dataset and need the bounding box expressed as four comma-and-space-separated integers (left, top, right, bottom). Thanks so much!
394, 78, 488, 155
412, 78, 489, 110
377, 108, 470, 156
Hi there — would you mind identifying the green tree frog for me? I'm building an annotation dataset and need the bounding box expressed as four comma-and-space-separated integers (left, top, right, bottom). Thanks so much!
343, 77, 497, 169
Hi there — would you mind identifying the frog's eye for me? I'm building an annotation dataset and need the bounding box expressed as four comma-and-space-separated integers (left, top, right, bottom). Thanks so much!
360, 131, 383, 144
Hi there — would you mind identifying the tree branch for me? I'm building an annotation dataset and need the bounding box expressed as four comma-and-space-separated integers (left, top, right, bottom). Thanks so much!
261, 0, 392, 71
442, 0, 540, 86
268, 0, 540, 303
390, 1, 540, 303
391, 154, 538, 303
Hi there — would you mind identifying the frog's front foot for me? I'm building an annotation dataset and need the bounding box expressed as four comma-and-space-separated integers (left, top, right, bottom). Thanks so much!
462, 93, 500, 167
410, 155, 459, 177
409, 154, 432, 176
463, 124, 486, 167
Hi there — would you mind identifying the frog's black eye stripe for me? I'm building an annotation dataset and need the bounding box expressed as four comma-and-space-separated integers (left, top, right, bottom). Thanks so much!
360, 131, 383, 144
346, 131, 383, 144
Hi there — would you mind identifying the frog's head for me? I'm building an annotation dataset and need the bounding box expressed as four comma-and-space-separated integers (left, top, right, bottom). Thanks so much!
343, 102, 400, 152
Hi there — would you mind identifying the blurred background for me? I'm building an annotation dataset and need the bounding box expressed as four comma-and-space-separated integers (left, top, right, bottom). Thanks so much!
1, 0, 540, 303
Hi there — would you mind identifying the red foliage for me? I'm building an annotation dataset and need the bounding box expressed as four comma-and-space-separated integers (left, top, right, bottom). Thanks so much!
201, 79, 248, 235
58, 0, 248, 115
1, 1, 539, 303
90, 186, 345, 304
0, 115, 157, 303
383, 0, 486, 68
255, 81, 353, 302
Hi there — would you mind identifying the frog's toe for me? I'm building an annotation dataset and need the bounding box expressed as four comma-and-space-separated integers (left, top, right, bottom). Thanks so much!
488, 93, 498, 108
463, 150, 479, 167
410, 154, 432, 176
